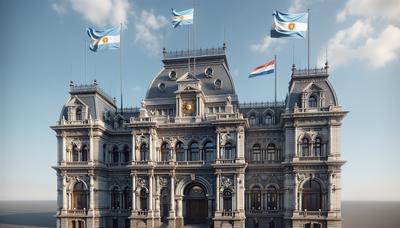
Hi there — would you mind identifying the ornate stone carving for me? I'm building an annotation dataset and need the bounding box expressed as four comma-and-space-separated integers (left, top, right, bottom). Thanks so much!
159, 177, 169, 187
221, 176, 233, 188
137, 177, 147, 188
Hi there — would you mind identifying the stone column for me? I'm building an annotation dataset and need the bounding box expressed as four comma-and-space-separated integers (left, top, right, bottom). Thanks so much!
131, 174, 136, 211
61, 133, 66, 165
177, 196, 183, 217
294, 172, 299, 211
89, 173, 94, 210
216, 173, 220, 211
149, 173, 154, 211
216, 132, 220, 159
169, 174, 176, 217
89, 129, 94, 164
328, 171, 333, 211
235, 174, 239, 210
62, 174, 67, 211
131, 132, 136, 162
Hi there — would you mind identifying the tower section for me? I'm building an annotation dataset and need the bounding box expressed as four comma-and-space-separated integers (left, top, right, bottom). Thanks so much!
282, 64, 347, 228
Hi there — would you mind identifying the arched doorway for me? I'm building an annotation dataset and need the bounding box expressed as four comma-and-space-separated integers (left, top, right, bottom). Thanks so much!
184, 183, 208, 224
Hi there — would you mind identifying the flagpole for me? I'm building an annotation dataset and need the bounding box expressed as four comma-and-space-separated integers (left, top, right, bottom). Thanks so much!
274, 55, 277, 122
307, 8, 310, 74
119, 23, 123, 114
188, 25, 190, 74
193, 1, 196, 77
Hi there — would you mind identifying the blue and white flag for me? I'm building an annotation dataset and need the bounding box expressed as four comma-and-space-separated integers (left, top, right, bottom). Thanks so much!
249, 59, 275, 78
270, 11, 308, 39
171, 8, 194, 28
86, 26, 120, 52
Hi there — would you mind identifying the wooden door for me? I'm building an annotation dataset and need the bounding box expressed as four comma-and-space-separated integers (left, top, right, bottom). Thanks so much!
186, 199, 207, 224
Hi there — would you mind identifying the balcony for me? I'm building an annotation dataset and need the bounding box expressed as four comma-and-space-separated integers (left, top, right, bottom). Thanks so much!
137, 210, 148, 216
298, 156, 327, 161
176, 161, 206, 166
65, 161, 89, 166
67, 209, 87, 215
221, 211, 235, 217
298, 210, 327, 217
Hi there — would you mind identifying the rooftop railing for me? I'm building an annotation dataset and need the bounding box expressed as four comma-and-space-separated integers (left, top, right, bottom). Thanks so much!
70, 83, 115, 104
239, 101, 285, 109
292, 67, 328, 77
163, 47, 226, 59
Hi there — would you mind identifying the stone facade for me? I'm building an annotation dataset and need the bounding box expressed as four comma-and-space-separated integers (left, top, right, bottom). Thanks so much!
52, 46, 347, 228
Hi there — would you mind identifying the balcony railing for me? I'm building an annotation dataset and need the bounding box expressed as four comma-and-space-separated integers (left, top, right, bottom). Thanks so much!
299, 210, 326, 217
67, 209, 87, 215
240, 101, 285, 109
222, 211, 235, 217
137, 210, 148, 216
298, 156, 327, 161
176, 161, 206, 166
216, 159, 236, 164
66, 161, 89, 166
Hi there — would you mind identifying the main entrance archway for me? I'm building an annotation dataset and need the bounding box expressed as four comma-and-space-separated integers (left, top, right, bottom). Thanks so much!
184, 183, 208, 224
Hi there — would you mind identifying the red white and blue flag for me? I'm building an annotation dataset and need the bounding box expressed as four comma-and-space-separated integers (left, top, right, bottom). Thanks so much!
249, 59, 275, 78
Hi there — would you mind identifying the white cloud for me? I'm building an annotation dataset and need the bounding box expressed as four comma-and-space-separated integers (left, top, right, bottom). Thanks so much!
318, 20, 400, 69
53, 0, 131, 27
250, 36, 286, 54
337, 0, 400, 23
288, 0, 321, 13
52, 2, 67, 15
134, 10, 168, 55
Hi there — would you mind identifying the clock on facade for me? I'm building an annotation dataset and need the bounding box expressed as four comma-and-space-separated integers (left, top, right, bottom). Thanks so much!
182, 102, 194, 114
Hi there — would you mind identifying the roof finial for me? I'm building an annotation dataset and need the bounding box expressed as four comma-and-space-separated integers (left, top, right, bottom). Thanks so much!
69, 80, 74, 87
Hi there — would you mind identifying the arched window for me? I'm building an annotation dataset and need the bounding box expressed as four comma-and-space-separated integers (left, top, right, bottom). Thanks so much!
72, 145, 79, 161
72, 182, 87, 210
301, 138, 309, 157
122, 187, 131, 209
223, 189, 232, 211
204, 141, 215, 162
189, 142, 200, 161
122, 145, 130, 163
81, 145, 88, 162
161, 143, 171, 161
308, 95, 317, 108
251, 186, 261, 210
269, 221, 276, 228
224, 143, 234, 159
304, 223, 321, 228
266, 185, 277, 210
76, 107, 82, 121
140, 144, 148, 161
175, 142, 184, 161
160, 188, 170, 223
314, 138, 322, 156
249, 114, 257, 126
112, 146, 119, 164
267, 143, 276, 161
265, 114, 273, 125
252, 144, 261, 161
302, 180, 322, 211
140, 188, 148, 211
111, 186, 120, 209
102, 144, 107, 163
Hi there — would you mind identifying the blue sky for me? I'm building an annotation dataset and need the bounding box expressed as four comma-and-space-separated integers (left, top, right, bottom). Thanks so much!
0, 0, 399, 201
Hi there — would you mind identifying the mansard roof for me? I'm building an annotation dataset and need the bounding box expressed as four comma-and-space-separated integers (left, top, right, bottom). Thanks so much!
145, 46, 237, 101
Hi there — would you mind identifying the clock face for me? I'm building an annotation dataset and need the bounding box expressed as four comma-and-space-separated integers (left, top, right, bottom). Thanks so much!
182, 102, 194, 114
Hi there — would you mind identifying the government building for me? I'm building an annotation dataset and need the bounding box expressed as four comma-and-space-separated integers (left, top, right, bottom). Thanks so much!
52, 45, 347, 228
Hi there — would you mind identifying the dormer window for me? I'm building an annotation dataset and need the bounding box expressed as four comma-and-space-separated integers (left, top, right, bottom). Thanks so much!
249, 114, 257, 126
308, 95, 317, 108
76, 107, 82, 121
264, 114, 273, 125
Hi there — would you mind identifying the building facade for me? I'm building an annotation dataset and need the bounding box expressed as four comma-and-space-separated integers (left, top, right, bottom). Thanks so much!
52, 46, 347, 228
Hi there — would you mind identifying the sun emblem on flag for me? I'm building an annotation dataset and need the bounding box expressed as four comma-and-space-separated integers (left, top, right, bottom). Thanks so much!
288, 22, 295, 30
102, 37, 109, 44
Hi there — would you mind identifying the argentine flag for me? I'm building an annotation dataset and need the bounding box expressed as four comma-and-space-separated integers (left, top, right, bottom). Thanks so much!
271, 11, 308, 39
249, 59, 275, 78
172, 8, 194, 28
86, 26, 120, 52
